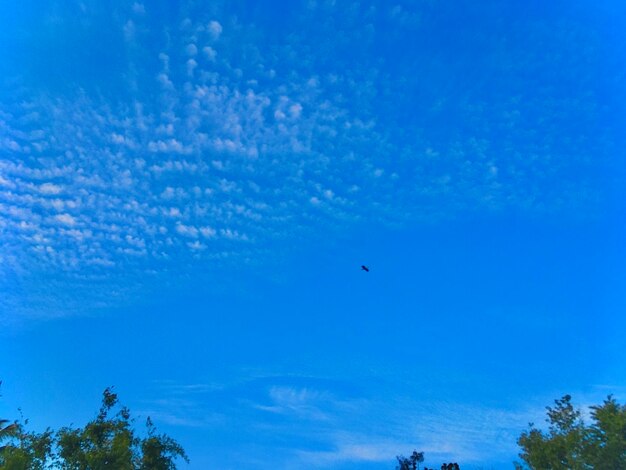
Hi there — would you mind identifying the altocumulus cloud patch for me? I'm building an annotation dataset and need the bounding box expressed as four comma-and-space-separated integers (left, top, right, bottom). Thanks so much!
0, 0, 619, 320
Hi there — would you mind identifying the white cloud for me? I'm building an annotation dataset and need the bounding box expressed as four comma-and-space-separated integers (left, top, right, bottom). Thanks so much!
220, 228, 247, 241
186, 58, 198, 76
160, 187, 176, 200
39, 183, 63, 195
88, 257, 115, 267
144, 376, 538, 469
54, 214, 77, 226
199, 226, 216, 238
147, 139, 189, 153
297, 440, 402, 466
175, 223, 199, 238
132, 2, 145, 14
123, 20, 136, 42
207, 20, 223, 40
156, 72, 174, 89
202, 46, 217, 61
49, 199, 65, 211
289, 103, 303, 119
187, 240, 206, 250
1, 138, 22, 152
158, 53, 170, 70
0, 2, 607, 321
166, 207, 182, 218
0, 174, 14, 188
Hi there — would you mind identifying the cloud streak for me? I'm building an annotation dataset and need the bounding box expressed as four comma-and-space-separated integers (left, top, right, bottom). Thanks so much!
141, 375, 544, 469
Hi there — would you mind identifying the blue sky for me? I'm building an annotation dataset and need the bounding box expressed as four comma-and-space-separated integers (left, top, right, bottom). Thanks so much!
1, 0, 625, 468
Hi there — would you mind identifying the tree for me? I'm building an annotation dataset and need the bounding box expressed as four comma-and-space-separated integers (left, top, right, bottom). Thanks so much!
0, 387, 189, 469
0, 419, 54, 470
585, 396, 626, 468
396, 450, 425, 470
0, 419, 18, 452
395, 450, 461, 470
517, 395, 626, 469
139, 417, 188, 470
57, 387, 139, 469
0, 381, 21, 455
517, 395, 586, 470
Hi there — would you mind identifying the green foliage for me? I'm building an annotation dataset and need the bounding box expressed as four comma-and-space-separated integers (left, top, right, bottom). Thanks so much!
0, 418, 54, 470
139, 418, 188, 470
396, 450, 424, 470
0, 419, 19, 451
0, 387, 188, 469
517, 395, 626, 470
57, 388, 137, 470
586, 396, 626, 469
0, 382, 17, 452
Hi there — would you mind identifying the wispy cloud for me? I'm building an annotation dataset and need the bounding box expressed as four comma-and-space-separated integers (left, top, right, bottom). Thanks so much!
139, 375, 545, 468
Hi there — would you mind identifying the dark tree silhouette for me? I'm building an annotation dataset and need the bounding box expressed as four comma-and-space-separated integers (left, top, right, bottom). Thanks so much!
396, 450, 424, 470
424, 463, 460, 470
396, 450, 461, 470
0, 382, 20, 454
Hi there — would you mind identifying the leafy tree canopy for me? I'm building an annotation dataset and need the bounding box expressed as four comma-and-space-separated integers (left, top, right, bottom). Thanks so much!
517, 394, 626, 470
396, 450, 424, 470
0, 387, 188, 470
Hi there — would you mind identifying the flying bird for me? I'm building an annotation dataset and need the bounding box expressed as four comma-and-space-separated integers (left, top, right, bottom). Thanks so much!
361, 265, 369, 272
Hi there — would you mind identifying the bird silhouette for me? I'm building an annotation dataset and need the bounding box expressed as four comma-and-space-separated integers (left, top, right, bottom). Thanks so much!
361, 265, 369, 272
